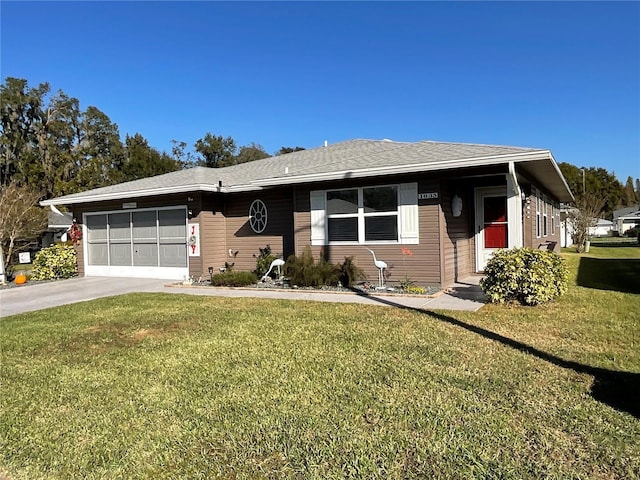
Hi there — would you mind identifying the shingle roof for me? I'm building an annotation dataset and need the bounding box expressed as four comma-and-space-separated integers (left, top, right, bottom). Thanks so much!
47, 210, 73, 227
42, 138, 572, 205
613, 205, 640, 219
232, 139, 540, 182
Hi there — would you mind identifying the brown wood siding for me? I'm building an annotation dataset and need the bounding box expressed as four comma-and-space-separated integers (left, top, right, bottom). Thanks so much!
416, 202, 442, 286
223, 189, 295, 273
199, 193, 227, 277
72, 193, 194, 215
523, 185, 561, 253
292, 182, 442, 287
294, 187, 311, 253
75, 242, 85, 277
440, 186, 473, 285
524, 189, 535, 249
67, 163, 569, 283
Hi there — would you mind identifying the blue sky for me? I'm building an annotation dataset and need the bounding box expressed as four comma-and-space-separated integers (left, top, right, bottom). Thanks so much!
2, 1, 639, 183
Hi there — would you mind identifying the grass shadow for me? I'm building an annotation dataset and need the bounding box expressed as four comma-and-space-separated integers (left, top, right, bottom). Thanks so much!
576, 257, 640, 294
588, 240, 639, 247
360, 294, 640, 419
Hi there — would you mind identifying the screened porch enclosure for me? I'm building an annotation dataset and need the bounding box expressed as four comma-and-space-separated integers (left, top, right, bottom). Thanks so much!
84, 207, 188, 279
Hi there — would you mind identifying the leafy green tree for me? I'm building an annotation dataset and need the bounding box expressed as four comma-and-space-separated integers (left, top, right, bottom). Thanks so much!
1, 77, 184, 197
622, 176, 637, 206
194, 133, 236, 168
43, 91, 83, 195
69, 106, 126, 192
171, 139, 196, 168
235, 142, 270, 164
275, 146, 305, 155
559, 163, 623, 218
121, 133, 180, 181
0, 77, 50, 189
0, 79, 90, 197
1, 77, 129, 197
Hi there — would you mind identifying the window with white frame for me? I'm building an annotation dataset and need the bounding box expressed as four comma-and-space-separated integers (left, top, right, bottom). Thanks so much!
543, 194, 548, 237
535, 188, 541, 238
311, 183, 418, 245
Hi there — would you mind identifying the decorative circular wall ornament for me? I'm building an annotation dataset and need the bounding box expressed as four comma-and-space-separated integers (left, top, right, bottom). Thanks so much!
452, 194, 463, 217
249, 199, 268, 233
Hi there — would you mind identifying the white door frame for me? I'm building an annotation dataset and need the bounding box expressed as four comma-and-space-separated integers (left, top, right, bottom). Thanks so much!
475, 186, 507, 272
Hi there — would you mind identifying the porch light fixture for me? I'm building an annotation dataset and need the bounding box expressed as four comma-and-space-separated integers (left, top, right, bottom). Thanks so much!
451, 195, 462, 217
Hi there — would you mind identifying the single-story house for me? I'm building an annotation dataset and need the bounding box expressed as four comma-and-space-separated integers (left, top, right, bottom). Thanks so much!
559, 206, 574, 248
40, 139, 574, 287
588, 219, 614, 237
41, 209, 74, 247
613, 205, 640, 234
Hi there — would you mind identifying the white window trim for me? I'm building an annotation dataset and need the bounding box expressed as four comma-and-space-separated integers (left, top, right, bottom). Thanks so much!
543, 194, 548, 237
310, 182, 418, 245
326, 185, 399, 244
535, 188, 541, 238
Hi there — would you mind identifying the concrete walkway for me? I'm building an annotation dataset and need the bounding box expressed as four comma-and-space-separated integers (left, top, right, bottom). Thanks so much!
0, 276, 485, 318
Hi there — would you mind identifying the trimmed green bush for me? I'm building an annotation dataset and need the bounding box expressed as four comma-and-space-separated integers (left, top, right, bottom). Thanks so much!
284, 248, 340, 287
624, 225, 640, 239
253, 245, 277, 279
480, 247, 568, 306
339, 256, 366, 288
31, 243, 78, 280
211, 271, 257, 287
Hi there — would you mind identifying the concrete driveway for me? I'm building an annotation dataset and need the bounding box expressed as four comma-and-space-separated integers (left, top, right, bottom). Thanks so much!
1, 276, 485, 318
0, 277, 168, 317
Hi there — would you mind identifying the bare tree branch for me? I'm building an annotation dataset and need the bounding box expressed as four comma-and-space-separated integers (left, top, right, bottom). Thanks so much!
0, 182, 47, 273
567, 193, 606, 252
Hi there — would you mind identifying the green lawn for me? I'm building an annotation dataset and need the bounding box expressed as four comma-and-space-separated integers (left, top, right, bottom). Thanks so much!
1, 246, 639, 479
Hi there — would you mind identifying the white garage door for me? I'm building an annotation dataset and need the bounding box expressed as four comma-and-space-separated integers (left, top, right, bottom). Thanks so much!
84, 207, 188, 280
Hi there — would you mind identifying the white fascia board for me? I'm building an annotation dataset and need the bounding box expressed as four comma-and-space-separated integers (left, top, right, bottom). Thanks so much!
39, 183, 268, 207
218, 185, 264, 193
547, 151, 575, 202
251, 150, 553, 187
40, 184, 224, 206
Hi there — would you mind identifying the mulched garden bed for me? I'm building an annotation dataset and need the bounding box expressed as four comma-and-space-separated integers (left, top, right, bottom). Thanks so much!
173, 279, 441, 297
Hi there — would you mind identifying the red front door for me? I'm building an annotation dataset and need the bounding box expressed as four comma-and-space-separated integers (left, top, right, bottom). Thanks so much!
483, 196, 508, 248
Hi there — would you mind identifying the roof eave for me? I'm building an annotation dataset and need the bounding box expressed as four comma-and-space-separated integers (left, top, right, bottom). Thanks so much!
39, 149, 575, 205
39, 184, 223, 206
548, 151, 576, 202
250, 150, 555, 187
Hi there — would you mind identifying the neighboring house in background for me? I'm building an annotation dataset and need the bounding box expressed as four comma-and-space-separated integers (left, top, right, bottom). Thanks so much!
40, 139, 574, 288
560, 209, 613, 247
613, 205, 640, 235
560, 206, 577, 247
41, 210, 73, 247
588, 219, 614, 237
